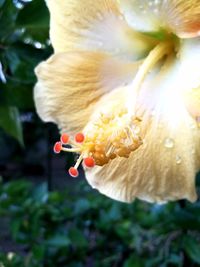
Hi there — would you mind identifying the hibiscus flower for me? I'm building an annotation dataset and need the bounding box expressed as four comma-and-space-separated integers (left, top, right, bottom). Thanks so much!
34, 0, 200, 203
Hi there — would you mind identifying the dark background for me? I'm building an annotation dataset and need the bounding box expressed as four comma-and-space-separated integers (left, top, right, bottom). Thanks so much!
0, 1, 200, 266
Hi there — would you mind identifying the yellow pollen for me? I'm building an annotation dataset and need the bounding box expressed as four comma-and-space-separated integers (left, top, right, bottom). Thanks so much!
81, 109, 143, 166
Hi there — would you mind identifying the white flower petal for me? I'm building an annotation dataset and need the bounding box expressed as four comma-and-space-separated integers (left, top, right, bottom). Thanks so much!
85, 88, 199, 203
46, 0, 155, 60
118, 0, 162, 33
84, 45, 200, 203
119, 0, 200, 38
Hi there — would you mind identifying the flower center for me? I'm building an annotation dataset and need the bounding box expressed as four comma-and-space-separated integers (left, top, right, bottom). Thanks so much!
54, 37, 178, 177
83, 110, 142, 166
53, 110, 143, 177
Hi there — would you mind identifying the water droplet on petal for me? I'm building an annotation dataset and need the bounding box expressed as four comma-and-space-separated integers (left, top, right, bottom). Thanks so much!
164, 138, 174, 148
96, 12, 103, 21
98, 41, 103, 47
190, 122, 196, 129
196, 116, 200, 127
114, 48, 120, 54
118, 15, 124, 21
134, 126, 141, 134
176, 155, 182, 164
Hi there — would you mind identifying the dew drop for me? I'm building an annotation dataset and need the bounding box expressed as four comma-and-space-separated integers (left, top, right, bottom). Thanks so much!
154, 0, 160, 5
176, 155, 182, 164
196, 116, 200, 127
151, 109, 156, 116
190, 122, 196, 129
118, 15, 124, 21
134, 126, 141, 134
96, 12, 103, 21
164, 138, 174, 148
98, 41, 103, 47
114, 48, 120, 54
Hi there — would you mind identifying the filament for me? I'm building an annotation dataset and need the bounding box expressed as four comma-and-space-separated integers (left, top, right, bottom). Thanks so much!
127, 41, 174, 114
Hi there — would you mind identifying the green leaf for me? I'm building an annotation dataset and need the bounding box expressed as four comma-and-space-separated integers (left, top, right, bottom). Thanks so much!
46, 235, 71, 247
32, 182, 48, 203
0, 0, 5, 7
32, 245, 45, 260
10, 220, 19, 238
16, 0, 49, 42
73, 198, 91, 215
0, 84, 34, 109
166, 254, 183, 266
0, 0, 17, 40
123, 255, 144, 267
68, 229, 87, 248
183, 236, 200, 264
0, 106, 23, 146
172, 208, 199, 230
16, 0, 49, 27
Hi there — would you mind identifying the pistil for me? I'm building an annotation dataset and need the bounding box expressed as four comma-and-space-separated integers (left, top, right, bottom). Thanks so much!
127, 41, 174, 114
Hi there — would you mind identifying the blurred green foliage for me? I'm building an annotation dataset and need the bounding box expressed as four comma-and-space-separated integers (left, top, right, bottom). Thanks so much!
0, 0, 51, 144
0, 1, 200, 267
0, 179, 200, 267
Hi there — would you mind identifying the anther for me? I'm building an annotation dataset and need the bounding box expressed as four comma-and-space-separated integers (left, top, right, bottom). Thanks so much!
68, 154, 84, 178
75, 132, 85, 143
83, 157, 95, 168
60, 133, 69, 144
53, 141, 62, 154
68, 167, 79, 177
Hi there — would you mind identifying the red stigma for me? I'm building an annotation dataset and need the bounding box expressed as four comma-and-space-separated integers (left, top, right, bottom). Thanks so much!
53, 142, 62, 154
75, 132, 85, 143
61, 133, 69, 144
68, 167, 79, 178
84, 157, 95, 168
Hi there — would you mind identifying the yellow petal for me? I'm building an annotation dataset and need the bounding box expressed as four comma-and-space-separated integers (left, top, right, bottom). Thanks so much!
85, 87, 200, 203
185, 87, 200, 119
163, 0, 200, 38
34, 51, 140, 134
46, 0, 155, 60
